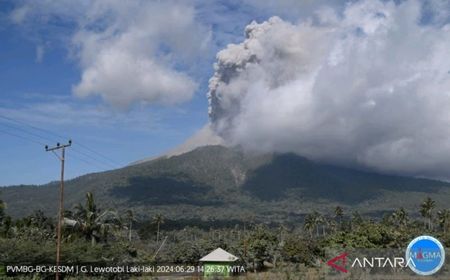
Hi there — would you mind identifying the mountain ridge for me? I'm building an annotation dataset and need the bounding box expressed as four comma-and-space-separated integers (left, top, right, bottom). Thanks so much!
2, 145, 450, 221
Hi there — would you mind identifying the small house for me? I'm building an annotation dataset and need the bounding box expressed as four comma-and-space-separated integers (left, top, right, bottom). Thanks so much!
200, 248, 239, 277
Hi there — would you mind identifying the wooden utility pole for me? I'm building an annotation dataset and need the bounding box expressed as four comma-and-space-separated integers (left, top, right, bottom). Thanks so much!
45, 140, 71, 280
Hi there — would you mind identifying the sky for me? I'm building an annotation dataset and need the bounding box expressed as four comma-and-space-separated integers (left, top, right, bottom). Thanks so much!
1, 0, 450, 185
0, 0, 318, 186
208, 0, 450, 180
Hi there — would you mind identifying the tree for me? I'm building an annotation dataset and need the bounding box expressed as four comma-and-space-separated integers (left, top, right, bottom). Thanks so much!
304, 214, 315, 238
153, 213, 164, 243
246, 225, 277, 271
0, 199, 11, 237
125, 210, 136, 242
70, 192, 121, 245
311, 211, 322, 237
420, 197, 436, 230
0, 199, 5, 223
391, 207, 408, 228
30, 210, 52, 229
303, 212, 326, 237
351, 211, 363, 230
437, 209, 450, 234
334, 206, 344, 227
316, 213, 327, 236
282, 235, 317, 265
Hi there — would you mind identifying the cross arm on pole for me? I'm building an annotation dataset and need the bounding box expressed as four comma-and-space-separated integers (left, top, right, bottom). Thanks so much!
44, 139, 71, 280
45, 140, 72, 152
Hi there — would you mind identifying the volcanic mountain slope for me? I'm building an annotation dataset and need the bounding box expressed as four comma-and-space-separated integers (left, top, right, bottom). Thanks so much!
2, 145, 450, 221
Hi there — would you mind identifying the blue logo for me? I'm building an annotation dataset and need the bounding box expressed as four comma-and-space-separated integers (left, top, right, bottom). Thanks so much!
406, 235, 445, 276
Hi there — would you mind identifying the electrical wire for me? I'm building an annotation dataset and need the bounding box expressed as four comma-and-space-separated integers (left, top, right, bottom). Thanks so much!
0, 129, 46, 146
71, 146, 118, 169
0, 115, 66, 141
0, 125, 114, 169
0, 114, 122, 169
0, 121, 54, 143
74, 142, 120, 167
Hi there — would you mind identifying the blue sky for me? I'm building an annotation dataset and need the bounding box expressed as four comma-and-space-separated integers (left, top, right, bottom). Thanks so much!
0, 0, 314, 186
2, 0, 450, 185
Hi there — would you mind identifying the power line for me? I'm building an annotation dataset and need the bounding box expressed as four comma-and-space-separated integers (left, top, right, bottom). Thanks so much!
0, 121, 54, 143
71, 146, 118, 169
0, 114, 122, 168
0, 128, 110, 169
0, 121, 113, 168
74, 142, 120, 167
68, 153, 107, 168
0, 129, 46, 146
0, 114, 66, 140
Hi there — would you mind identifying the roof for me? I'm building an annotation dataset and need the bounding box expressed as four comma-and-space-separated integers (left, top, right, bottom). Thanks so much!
63, 217, 78, 227
200, 248, 239, 262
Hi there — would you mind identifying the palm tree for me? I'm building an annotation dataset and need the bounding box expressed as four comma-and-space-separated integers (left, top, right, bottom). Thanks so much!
0, 199, 10, 237
153, 213, 164, 243
437, 209, 450, 233
420, 197, 436, 230
328, 219, 338, 233
311, 211, 322, 237
125, 210, 136, 242
278, 224, 287, 244
334, 206, 344, 228
0, 199, 5, 223
71, 192, 121, 245
351, 211, 363, 230
391, 207, 409, 228
303, 214, 315, 238
320, 215, 328, 236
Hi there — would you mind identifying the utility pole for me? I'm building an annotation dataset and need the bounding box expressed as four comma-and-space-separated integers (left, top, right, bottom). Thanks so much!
45, 140, 71, 280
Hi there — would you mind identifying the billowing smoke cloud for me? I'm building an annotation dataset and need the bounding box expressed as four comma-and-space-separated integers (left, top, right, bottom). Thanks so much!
208, 0, 450, 179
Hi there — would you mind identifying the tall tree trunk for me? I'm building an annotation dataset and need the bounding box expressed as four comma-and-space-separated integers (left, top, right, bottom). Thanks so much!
156, 222, 160, 243
129, 221, 132, 242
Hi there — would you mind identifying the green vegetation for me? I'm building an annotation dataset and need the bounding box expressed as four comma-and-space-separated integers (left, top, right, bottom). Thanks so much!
2, 146, 450, 223
2, 146, 450, 278
1, 191, 450, 279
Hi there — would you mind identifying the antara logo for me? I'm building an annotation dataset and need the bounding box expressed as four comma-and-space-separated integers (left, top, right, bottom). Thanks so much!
326, 253, 349, 273
351, 257, 415, 268
326, 253, 416, 273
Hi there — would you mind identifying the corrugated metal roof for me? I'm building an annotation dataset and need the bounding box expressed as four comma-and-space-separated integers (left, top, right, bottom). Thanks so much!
200, 247, 239, 262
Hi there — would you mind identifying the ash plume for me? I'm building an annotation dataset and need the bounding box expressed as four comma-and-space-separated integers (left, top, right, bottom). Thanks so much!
208, 0, 450, 179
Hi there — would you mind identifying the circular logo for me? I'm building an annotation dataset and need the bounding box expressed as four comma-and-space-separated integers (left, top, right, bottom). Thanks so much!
405, 235, 445, 276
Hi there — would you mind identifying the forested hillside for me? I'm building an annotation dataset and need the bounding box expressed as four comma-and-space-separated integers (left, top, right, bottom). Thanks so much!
2, 145, 450, 222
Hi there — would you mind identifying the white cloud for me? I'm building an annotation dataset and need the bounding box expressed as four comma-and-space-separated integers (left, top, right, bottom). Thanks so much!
208, 0, 450, 179
72, 1, 210, 107
72, 46, 197, 107
10, 0, 209, 108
